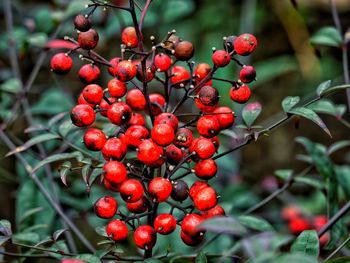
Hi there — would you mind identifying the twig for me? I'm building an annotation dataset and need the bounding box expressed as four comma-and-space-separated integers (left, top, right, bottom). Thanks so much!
139, 0, 152, 33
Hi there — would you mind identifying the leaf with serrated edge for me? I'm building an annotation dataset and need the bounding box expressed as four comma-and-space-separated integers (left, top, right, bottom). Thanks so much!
282, 96, 300, 112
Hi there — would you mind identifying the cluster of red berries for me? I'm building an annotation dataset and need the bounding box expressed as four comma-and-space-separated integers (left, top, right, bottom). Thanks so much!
51, 5, 258, 251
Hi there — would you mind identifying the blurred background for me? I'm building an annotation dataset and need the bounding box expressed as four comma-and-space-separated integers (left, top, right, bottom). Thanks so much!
1, 0, 350, 261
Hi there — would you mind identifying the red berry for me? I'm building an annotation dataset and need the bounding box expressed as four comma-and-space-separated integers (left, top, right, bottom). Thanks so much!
102, 137, 127, 161
103, 161, 128, 185
165, 144, 183, 165
234, 33, 257, 56
136, 61, 156, 82
103, 178, 121, 192
194, 63, 211, 82
195, 98, 217, 112
74, 14, 91, 32
137, 139, 164, 166
126, 89, 146, 111
196, 115, 220, 138
171, 180, 189, 202
154, 113, 179, 131
50, 53, 72, 75
198, 86, 219, 106
193, 186, 217, 211
107, 102, 132, 125
125, 125, 149, 148
77, 93, 94, 107
180, 230, 204, 246
82, 84, 103, 104
83, 128, 106, 151
190, 137, 216, 159
116, 60, 137, 82
120, 179, 144, 202
171, 66, 190, 88
108, 79, 127, 98
148, 93, 166, 116
134, 225, 157, 250
174, 128, 193, 148
151, 124, 175, 146
174, 41, 194, 61
79, 64, 100, 83
212, 50, 230, 67
70, 104, 95, 127
127, 196, 149, 214
213, 107, 235, 129
106, 219, 128, 241
205, 136, 220, 151
194, 159, 217, 179
127, 112, 146, 126
148, 177, 172, 203
230, 85, 251, 104
61, 259, 85, 263
121, 27, 138, 48
281, 205, 302, 221
201, 205, 225, 219
78, 28, 99, 50
313, 215, 328, 231
239, 65, 256, 83
99, 97, 116, 117
94, 196, 118, 219
108, 57, 121, 77
154, 53, 172, 72
181, 214, 204, 237
189, 181, 209, 200
154, 214, 176, 235
288, 217, 311, 234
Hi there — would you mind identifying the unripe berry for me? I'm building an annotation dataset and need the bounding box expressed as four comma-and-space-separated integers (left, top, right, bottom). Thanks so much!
234, 33, 257, 56
125, 125, 149, 148
230, 85, 251, 104
50, 53, 72, 75
189, 181, 209, 200
151, 124, 175, 146
107, 102, 132, 125
148, 177, 172, 203
154, 53, 172, 72
154, 214, 176, 235
148, 93, 166, 116
108, 79, 127, 98
74, 14, 91, 32
213, 106, 235, 129
180, 230, 204, 246
212, 50, 230, 67
127, 196, 149, 214
174, 41, 194, 61
127, 112, 146, 126
189, 137, 216, 159
103, 161, 128, 185
83, 128, 106, 151
137, 139, 164, 166
194, 159, 217, 179
106, 219, 128, 241
239, 65, 256, 83
121, 26, 138, 48
174, 128, 193, 148
82, 84, 103, 104
78, 28, 99, 50
154, 113, 179, 131
126, 89, 146, 111
171, 66, 190, 88
181, 214, 204, 237
171, 180, 189, 202
165, 144, 183, 165
193, 186, 217, 211
194, 63, 211, 82
134, 225, 157, 250
197, 115, 220, 138
102, 137, 127, 161
198, 85, 219, 106
116, 60, 137, 82
201, 205, 225, 219
70, 104, 95, 127
108, 57, 121, 77
120, 179, 144, 202
94, 196, 118, 219
79, 64, 100, 84
99, 97, 116, 117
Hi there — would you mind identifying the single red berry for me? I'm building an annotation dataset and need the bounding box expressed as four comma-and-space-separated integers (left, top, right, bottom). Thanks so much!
201, 205, 225, 219
205, 136, 220, 151
190, 137, 216, 159
193, 186, 217, 211
148, 93, 166, 116
83, 128, 106, 151
313, 215, 328, 231
61, 259, 85, 263
198, 86, 219, 106
79, 64, 100, 83
171, 66, 190, 88
78, 28, 99, 50
234, 33, 257, 56
197, 115, 220, 138
171, 180, 189, 202
230, 85, 251, 104
116, 60, 137, 82
77, 93, 94, 107
134, 225, 157, 250
99, 97, 116, 117
174, 41, 194, 61
212, 50, 230, 67
103, 161, 128, 185
154, 53, 172, 72
288, 217, 311, 234
154, 113, 179, 131
174, 128, 193, 148
195, 98, 217, 112
127, 112, 146, 126
50, 53, 73, 75
103, 178, 121, 192
137, 139, 164, 166
180, 230, 204, 246
194, 159, 217, 179
151, 124, 175, 146
108, 57, 121, 77
102, 137, 127, 161
71, 104, 95, 127
94, 196, 118, 219
82, 84, 103, 104
126, 196, 149, 214
121, 26, 138, 48
107, 79, 127, 98
213, 107, 235, 129
106, 219, 128, 241
125, 125, 149, 148
74, 14, 91, 32
239, 65, 256, 83
181, 214, 204, 237
154, 214, 176, 235
120, 179, 144, 202
107, 102, 132, 125
189, 181, 209, 200
136, 61, 156, 82
125, 89, 146, 111
165, 144, 183, 165
281, 205, 302, 221
194, 63, 211, 82
148, 177, 172, 203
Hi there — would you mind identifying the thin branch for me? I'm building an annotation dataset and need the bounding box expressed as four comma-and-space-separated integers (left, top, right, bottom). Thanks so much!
325, 235, 350, 260
139, 0, 152, 33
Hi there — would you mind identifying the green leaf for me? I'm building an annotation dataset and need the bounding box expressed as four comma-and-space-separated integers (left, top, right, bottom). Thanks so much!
294, 177, 324, 189
59, 119, 75, 137
144, 259, 163, 263
19, 207, 44, 224
0, 220, 12, 236
0, 78, 22, 93
288, 107, 331, 137
59, 161, 71, 186
316, 80, 332, 96
195, 251, 208, 263
282, 96, 300, 112
291, 230, 319, 257
276, 253, 319, 263
12, 232, 40, 244
238, 215, 274, 232
328, 141, 350, 155
74, 254, 101, 263
6, 133, 60, 156
198, 216, 247, 236
307, 99, 345, 118
317, 84, 350, 97
325, 257, 350, 263
242, 102, 262, 127
274, 169, 293, 180
95, 226, 108, 237
310, 26, 342, 47
335, 165, 350, 199
53, 229, 67, 242
26, 33, 48, 48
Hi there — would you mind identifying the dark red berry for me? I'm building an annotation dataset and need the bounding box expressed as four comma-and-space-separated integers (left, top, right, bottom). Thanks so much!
171, 180, 189, 202
234, 33, 257, 56
230, 85, 251, 104
181, 214, 204, 237
103, 161, 128, 185
154, 113, 179, 131
197, 115, 220, 138
195, 98, 217, 113
174, 128, 193, 148
116, 60, 137, 82
224, 35, 237, 53
194, 159, 217, 179
108, 57, 121, 77
79, 64, 100, 84
83, 128, 106, 151
78, 28, 99, 50
154, 53, 172, 72
94, 196, 118, 219
165, 144, 183, 165
82, 84, 103, 104
193, 186, 217, 211
71, 104, 95, 127
148, 93, 166, 116
126, 89, 146, 111
148, 177, 172, 203
154, 214, 176, 235
108, 79, 127, 98
171, 66, 190, 88
212, 50, 230, 67
102, 137, 127, 161
213, 106, 235, 129
74, 14, 91, 32
151, 124, 175, 146
125, 125, 149, 148
198, 85, 219, 106
134, 225, 157, 250
239, 65, 256, 83
121, 26, 138, 48
189, 137, 216, 159
174, 41, 194, 61
120, 179, 144, 202
106, 219, 128, 241
136, 61, 156, 82
107, 102, 132, 125
180, 230, 204, 246
50, 53, 72, 75
126, 196, 149, 214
